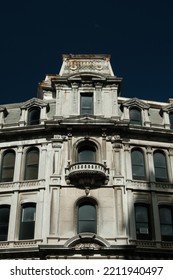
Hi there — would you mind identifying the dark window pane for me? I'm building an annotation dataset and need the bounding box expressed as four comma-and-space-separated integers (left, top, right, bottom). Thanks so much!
169, 113, 173, 129
25, 149, 39, 180
131, 150, 145, 180
19, 204, 36, 240
159, 207, 173, 240
154, 152, 168, 182
135, 205, 151, 240
78, 203, 96, 233
0, 206, 10, 241
130, 108, 142, 125
78, 146, 96, 162
80, 93, 93, 115
28, 108, 40, 125
1, 151, 15, 182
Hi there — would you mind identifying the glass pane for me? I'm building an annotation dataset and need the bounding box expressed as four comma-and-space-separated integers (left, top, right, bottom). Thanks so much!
25, 149, 39, 180
78, 149, 96, 162
154, 152, 168, 181
79, 204, 96, 220
81, 94, 93, 115
78, 221, 96, 233
135, 206, 148, 223
130, 109, 141, 125
132, 150, 145, 179
22, 206, 36, 222
1, 151, 15, 182
161, 225, 173, 236
160, 208, 172, 224
0, 207, 10, 241
19, 221, 35, 240
28, 108, 40, 125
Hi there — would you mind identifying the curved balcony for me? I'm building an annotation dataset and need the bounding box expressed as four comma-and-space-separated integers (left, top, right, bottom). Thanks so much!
65, 162, 109, 187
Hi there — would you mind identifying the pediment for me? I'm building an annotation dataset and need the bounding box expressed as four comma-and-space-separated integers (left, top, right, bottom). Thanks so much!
21, 97, 49, 111
161, 103, 173, 113
122, 98, 149, 109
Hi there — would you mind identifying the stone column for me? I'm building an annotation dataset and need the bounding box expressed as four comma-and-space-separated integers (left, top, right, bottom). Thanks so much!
151, 191, 161, 241
101, 131, 106, 162
168, 149, 173, 183
40, 106, 47, 124
111, 84, 119, 118
124, 144, 131, 180
55, 85, 62, 116
13, 146, 23, 181
146, 147, 155, 182
143, 108, 151, 127
49, 187, 60, 236
127, 189, 136, 240
71, 83, 79, 115
8, 191, 18, 240
38, 144, 47, 179
163, 111, 170, 129
115, 187, 125, 236
95, 83, 103, 115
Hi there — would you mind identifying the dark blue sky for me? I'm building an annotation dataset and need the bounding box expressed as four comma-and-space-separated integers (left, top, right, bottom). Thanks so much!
0, 0, 173, 104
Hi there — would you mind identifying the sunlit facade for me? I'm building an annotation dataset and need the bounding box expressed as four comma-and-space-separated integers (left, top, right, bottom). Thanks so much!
0, 54, 173, 259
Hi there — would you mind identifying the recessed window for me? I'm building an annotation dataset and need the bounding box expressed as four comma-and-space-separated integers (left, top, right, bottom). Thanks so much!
0, 150, 15, 182
131, 149, 146, 180
78, 145, 96, 162
28, 107, 40, 125
19, 203, 36, 240
153, 151, 168, 182
159, 206, 173, 241
0, 205, 10, 241
24, 148, 39, 180
129, 108, 142, 125
135, 204, 151, 240
78, 201, 97, 234
80, 93, 93, 115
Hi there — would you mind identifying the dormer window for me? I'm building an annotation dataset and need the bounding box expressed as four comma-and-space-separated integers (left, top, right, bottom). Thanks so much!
129, 108, 142, 125
80, 93, 93, 115
27, 107, 40, 125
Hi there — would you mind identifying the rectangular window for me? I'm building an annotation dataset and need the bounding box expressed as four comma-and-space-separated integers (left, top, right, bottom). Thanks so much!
0, 206, 10, 241
159, 207, 173, 241
135, 204, 151, 240
19, 204, 36, 240
80, 93, 93, 115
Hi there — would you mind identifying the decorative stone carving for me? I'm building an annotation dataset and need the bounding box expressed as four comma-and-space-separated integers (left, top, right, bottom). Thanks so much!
74, 243, 101, 250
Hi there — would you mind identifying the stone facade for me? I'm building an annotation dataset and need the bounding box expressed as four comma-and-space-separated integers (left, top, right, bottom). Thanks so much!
0, 54, 173, 259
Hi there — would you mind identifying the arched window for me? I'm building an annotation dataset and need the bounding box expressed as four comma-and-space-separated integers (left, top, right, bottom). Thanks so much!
77, 201, 97, 234
169, 112, 173, 129
159, 206, 173, 241
0, 150, 15, 182
131, 149, 146, 180
135, 204, 151, 240
129, 108, 142, 125
78, 143, 96, 162
24, 148, 39, 180
153, 151, 168, 182
27, 107, 40, 125
19, 203, 36, 240
0, 205, 10, 241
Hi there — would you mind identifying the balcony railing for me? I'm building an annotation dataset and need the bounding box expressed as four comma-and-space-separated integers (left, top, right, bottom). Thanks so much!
65, 162, 109, 187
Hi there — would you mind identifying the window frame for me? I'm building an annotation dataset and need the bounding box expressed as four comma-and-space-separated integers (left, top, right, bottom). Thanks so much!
19, 203, 36, 240
80, 93, 93, 115
129, 107, 142, 125
77, 200, 97, 234
0, 150, 15, 182
159, 206, 173, 241
131, 148, 146, 180
27, 107, 41, 126
24, 148, 39, 181
134, 203, 152, 240
153, 150, 168, 182
0, 205, 10, 241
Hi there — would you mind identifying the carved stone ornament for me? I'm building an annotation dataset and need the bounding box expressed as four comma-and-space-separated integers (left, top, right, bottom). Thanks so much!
74, 243, 101, 250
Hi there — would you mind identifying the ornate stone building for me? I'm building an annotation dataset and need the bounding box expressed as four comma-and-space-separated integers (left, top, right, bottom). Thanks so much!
0, 54, 173, 259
